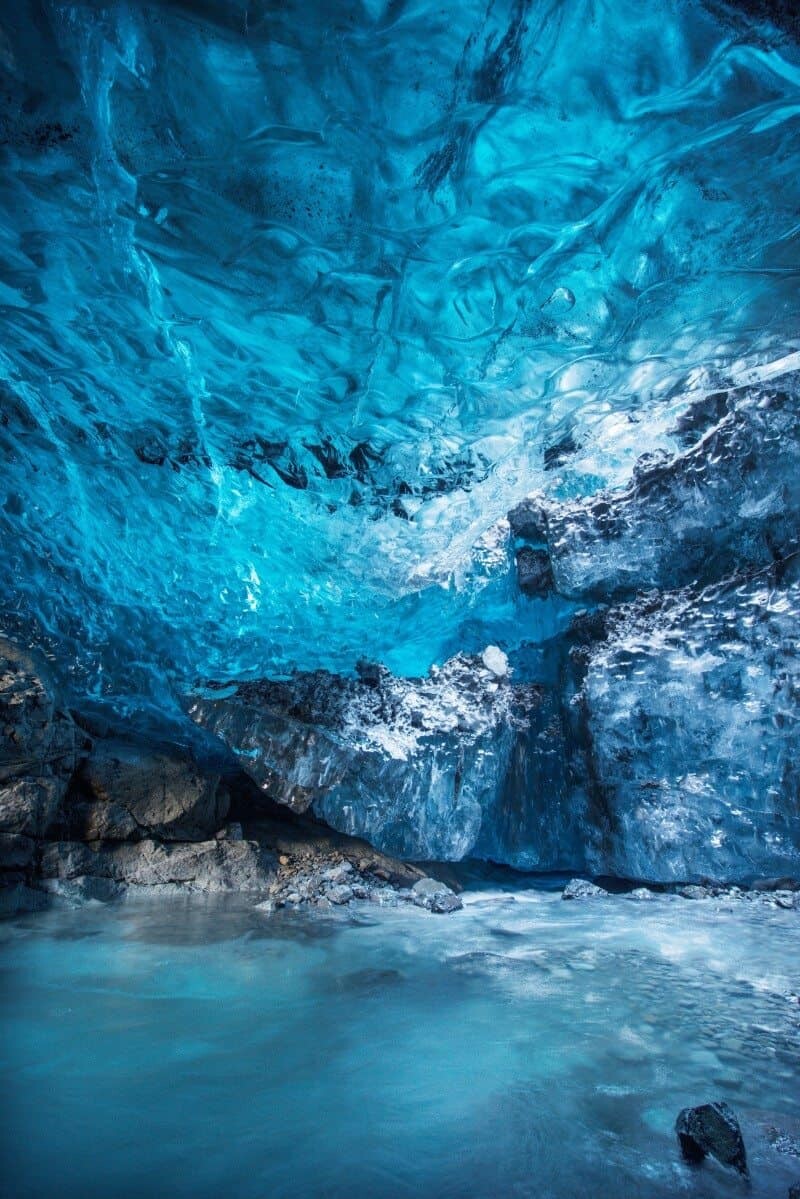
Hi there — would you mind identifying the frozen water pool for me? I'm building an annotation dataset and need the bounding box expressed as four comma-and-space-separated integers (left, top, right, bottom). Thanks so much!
1, 884, 799, 1199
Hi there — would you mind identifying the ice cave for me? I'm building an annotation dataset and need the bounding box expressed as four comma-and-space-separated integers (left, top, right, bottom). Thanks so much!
0, 1, 798, 1196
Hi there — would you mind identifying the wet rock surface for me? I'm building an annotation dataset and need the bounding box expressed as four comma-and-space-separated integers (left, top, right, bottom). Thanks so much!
68, 738, 228, 842
562, 878, 608, 900
39, 837, 276, 895
676, 1101, 748, 1176
252, 815, 461, 914
0, 638, 85, 841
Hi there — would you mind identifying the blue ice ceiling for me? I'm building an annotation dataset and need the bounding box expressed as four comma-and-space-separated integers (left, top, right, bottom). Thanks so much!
1, 0, 799, 716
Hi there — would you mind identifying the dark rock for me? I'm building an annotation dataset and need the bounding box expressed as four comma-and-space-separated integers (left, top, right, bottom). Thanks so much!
0, 832, 36, 870
516, 546, 554, 597
39, 838, 275, 893
752, 877, 800, 892
675, 1102, 748, 1176
562, 878, 608, 900
789, 1184, 800, 1199
40, 875, 126, 904
507, 497, 548, 543
430, 890, 463, 914
0, 778, 64, 838
65, 799, 138, 842
0, 637, 84, 836
74, 739, 228, 841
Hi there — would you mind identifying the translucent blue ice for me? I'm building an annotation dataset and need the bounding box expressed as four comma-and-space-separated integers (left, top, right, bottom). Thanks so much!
1, 0, 799, 720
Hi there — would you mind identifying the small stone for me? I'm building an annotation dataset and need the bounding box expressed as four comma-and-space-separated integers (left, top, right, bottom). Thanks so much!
627, 887, 653, 900
326, 884, 353, 905
562, 878, 608, 900
279, 854, 291, 866
322, 860, 353, 884
775, 892, 797, 910
675, 1102, 748, 1176
678, 885, 709, 900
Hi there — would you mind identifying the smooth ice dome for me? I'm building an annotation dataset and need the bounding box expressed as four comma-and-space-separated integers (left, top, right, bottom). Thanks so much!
0, 0, 799, 879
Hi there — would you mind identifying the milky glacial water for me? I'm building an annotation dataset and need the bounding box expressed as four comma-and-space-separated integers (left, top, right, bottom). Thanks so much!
1, 886, 799, 1199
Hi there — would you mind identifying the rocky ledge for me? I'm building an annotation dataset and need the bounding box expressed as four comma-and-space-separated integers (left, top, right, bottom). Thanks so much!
0, 634, 462, 915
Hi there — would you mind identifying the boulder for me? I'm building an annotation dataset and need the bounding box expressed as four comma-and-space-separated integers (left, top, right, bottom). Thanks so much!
65, 800, 138, 842
411, 876, 463, 913
73, 739, 228, 841
675, 1102, 748, 1176
562, 878, 608, 900
39, 875, 126, 904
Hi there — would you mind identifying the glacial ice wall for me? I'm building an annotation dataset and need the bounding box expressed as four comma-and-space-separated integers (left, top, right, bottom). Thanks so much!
0, 0, 799, 877
2, 0, 799, 704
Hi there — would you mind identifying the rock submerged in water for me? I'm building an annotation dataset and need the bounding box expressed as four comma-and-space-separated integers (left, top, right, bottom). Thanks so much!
562, 878, 608, 900
675, 1101, 748, 1176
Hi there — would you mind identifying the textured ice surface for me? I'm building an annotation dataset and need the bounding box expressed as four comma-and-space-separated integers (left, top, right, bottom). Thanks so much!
190, 652, 597, 867
1, 1, 799, 875
540, 376, 800, 600
2, 0, 800, 712
581, 564, 800, 880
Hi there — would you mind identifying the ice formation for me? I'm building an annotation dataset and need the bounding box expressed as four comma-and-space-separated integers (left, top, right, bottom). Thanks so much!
1, 0, 799, 878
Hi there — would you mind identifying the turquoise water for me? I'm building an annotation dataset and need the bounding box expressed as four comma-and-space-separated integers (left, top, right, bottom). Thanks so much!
1, 888, 799, 1199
